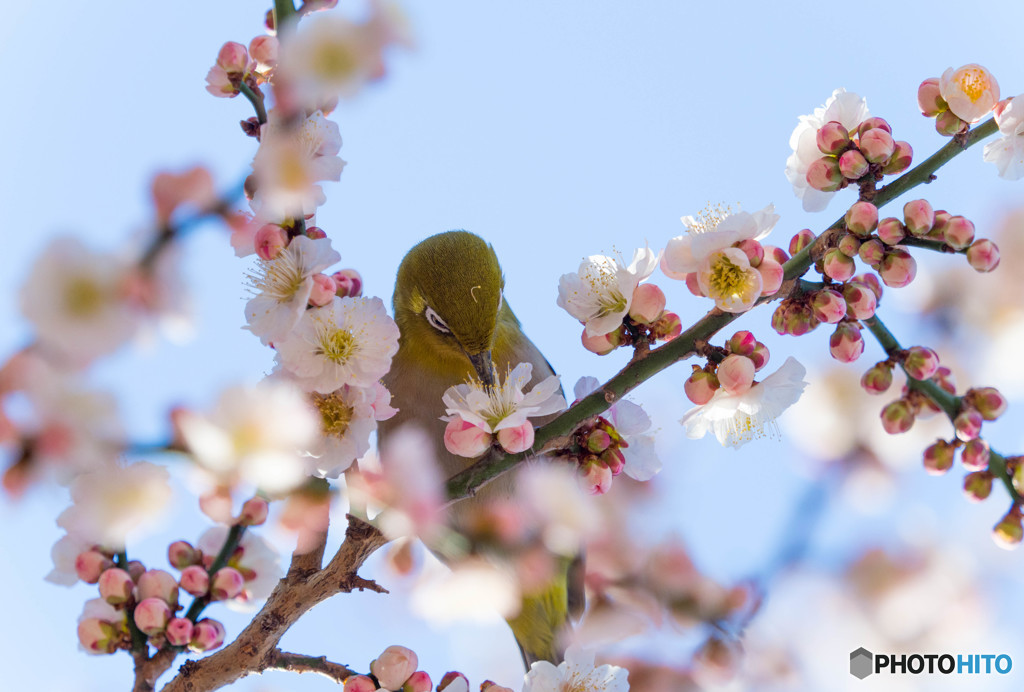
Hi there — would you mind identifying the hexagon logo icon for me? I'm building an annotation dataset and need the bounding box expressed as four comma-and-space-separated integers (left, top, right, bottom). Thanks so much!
850, 647, 873, 679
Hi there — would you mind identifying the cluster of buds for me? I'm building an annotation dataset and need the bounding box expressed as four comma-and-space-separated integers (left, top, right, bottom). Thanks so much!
581, 282, 682, 356
878, 362, 956, 436
567, 415, 631, 494
342, 645, 504, 692
253, 220, 363, 305
918, 64, 1000, 135
805, 117, 913, 194
683, 331, 770, 405
205, 39, 273, 99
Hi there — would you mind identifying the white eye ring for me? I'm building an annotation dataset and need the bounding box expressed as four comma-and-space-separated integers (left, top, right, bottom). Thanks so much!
425, 306, 451, 334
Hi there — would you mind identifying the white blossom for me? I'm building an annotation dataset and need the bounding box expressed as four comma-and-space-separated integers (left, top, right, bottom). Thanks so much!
309, 383, 396, 478
442, 362, 565, 433
983, 94, 1024, 180
661, 204, 778, 277
557, 247, 658, 336
523, 645, 629, 692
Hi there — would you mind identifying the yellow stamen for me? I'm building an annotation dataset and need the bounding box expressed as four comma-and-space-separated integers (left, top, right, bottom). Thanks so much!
64, 275, 105, 318
313, 392, 354, 436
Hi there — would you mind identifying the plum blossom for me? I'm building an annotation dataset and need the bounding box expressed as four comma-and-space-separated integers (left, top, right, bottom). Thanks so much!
309, 382, 397, 478
198, 526, 281, 609
681, 357, 808, 447
573, 377, 660, 481
20, 237, 139, 365
244, 234, 341, 345
785, 89, 870, 211
56, 461, 172, 548
940, 64, 1000, 124
516, 463, 602, 556
250, 110, 345, 221
411, 558, 521, 624
557, 247, 658, 337
274, 296, 400, 393
983, 95, 1024, 180
174, 379, 321, 494
523, 645, 630, 692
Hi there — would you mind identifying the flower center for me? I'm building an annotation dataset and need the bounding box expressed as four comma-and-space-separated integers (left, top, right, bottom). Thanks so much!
956, 67, 989, 103
582, 261, 626, 316
278, 149, 311, 191
314, 43, 358, 83
708, 254, 745, 297
64, 275, 106, 318
725, 410, 780, 445
313, 392, 353, 436
251, 248, 306, 302
317, 326, 357, 364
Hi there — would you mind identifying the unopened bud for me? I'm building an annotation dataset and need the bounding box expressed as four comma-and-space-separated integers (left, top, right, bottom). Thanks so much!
858, 117, 892, 136
966, 239, 1000, 272
877, 217, 906, 245
581, 326, 622, 355
923, 439, 955, 475
602, 447, 626, 476
216, 41, 250, 74
98, 568, 134, 605
735, 238, 764, 267
838, 233, 861, 258
845, 201, 879, 237
861, 362, 893, 395
180, 565, 210, 597
580, 460, 613, 495
497, 423, 535, 454
254, 224, 288, 261
764, 245, 789, 264
878, 248, 917, 288
332, 269, 363, 297
165, 617, 194, 647
190, 618, 226, 652
964, 471, 993, 502
993, 510, 1023, 550
308, 273, 337, 307
239, 496, 269, 526
750, 342, 769, 371
75, 550, 114, 584
859, 128, 895, 163
858, 239, 886, 266
901, 346, 939, 380
806, 157, 844, 192
852, 273, 883, 301
918, 77, 947, 116
942, 215, 975, 250
817, 121, 850, 155
838, 149, 870, 179
903, 199, 934, 236
717, 354, 756, 395
211, 567, 245, 601
134, 597, 171, 636
935, 109, 968, 136
78, 618, 119, 655
444, 416, 493, 458
967, 387, 1008, 421
830, 322, 865, 363
954, 408, 983, 441
822, 248, 856, 282
727, 330, 757, 356
137, 569, 179, 609
882, 141, 914, 175
249, 35, 279, 69
304, 226, 326, 240
961, 438, 991, 471
810, 289, 846, 324
586, 429, 613, 454
167, 541, 197, 569
757, 259, 784, 296
404, 671, 433, 692
651, 312, 682, 341
344, 675, 378, 692
685, 369, 719, 405
628, 283, 666, 324
881, 399, 915, 434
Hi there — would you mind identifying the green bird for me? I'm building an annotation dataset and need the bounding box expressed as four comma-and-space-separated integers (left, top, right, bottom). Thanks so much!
380, 230, 581, 666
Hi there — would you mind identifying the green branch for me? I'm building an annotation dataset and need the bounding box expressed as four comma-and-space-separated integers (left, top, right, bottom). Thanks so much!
238, 82, 268, 126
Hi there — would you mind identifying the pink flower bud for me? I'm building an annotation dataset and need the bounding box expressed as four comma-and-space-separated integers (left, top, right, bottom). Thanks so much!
717, 355, 755, 395
878, 248, 917, 288
967, 387, 1008, 421
903, 346, 940, 380
179, 565, 210, 597
308, 273, 337, 307
764, 245, 789, 264
838, 233, 861, 258
880, 399, 915, 434
254, 224, 288, 260
735, 238, 764, 267
902, 199, 934, 237
305, 226, 327, 240
579, 460, 613, 495
211, 567, 245, 601
858, 117, 892, 137
248, 35, 279, 69
966, 239, 1000, 272
628, 283, 666, 324
586, 429, 613, 454
822, 248, 855, 282
918, 77, 947, 116
859, 128, 895, 164
877, 217, 906, 246
134, 597, 171, 636
239, 496, 270, 526
838, 149, 869, 179
684, 369, 719, 405
817, 121, 851, 155
845, 201, 879, 238
75, 550, 113, 584
750, 342, 769, 371
404, 671, 432, 692
727, 330, 757, 356
963, 471, 993, 502
852, 273, 883, 300
861, 362, 893, 395
941, 215, 975, 250
993, 511, 1023, 550
841, 283, 877, 320
684, 271, 702, 296
935, 109, 968, 136
137, 569, 179, 609
757, 258, 784, 296
923, 439, 955, 475
931, 209, 951, 236
789, 229, 816, 256
961, 438, 991, 471
78, 618, 118, 655
811, 289, 846, 324
830, 322, 864, 363
216, 41, 250, 74
372, 645, 419, 691
858, 239, 885, 266
771, 304, 787, 335
496, 422, 535, 454
438, 672, 470, 692
443, 416, 493, 458
954, 408, 983, 441
784, 301, 818, 337
189, 618, 226, 652
165, 617, 194, 647
333, 269, 363, 297
344, 675, 379, 692
98, 568, 134, 605
806, 157, 844, 192
882, 141, 913, 175
168, 540, 197, 569
581, 325, 622, 355
651, 312, 682, 341
601, 447, 626, 476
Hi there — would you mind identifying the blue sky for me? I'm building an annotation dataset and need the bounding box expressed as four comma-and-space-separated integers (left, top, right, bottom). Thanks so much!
3, 1, 1024, 690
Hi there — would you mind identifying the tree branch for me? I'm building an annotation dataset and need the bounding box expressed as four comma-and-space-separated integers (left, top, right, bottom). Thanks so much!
265, 650, 357, 682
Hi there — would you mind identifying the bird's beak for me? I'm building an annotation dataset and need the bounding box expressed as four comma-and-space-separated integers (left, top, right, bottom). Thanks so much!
467, 350, 495, 387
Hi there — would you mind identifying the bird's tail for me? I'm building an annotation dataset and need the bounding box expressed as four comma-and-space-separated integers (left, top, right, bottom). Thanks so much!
506, 554, 585, 667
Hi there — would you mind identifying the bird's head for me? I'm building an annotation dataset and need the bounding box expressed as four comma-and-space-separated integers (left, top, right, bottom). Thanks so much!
393, 230, 505, 385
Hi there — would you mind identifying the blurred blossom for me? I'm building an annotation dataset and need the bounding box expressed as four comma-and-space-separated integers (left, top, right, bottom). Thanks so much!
574, 376, 661, 481
411, 557, 521, 623
516, 463, 602, 556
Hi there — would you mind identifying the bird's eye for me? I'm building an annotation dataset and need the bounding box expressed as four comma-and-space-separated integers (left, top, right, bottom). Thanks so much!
424, 306, 451, 334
